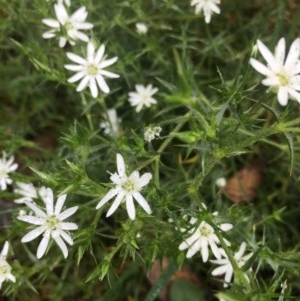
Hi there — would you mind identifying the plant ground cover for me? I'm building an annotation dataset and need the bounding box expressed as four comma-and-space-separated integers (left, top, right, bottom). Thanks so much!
1, 0, 300, 300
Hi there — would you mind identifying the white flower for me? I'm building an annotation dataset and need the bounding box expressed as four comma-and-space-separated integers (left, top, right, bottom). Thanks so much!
136, 22, 148, 35
14, 182, 49, 204
100, 108, 121, 137
18, 188, 78, 259
250, 38, 300, 106
179, 212, 232, 262
0, 151, 18, 191
96, 154, 152, 220
42, 2, 93, 48
144, 126, 162, 142
128, 84, 158, 112
216, 177, 226, 188
0, 241, 16, 289
211, 242, 253, 287
64, 42, 119, 98
14, 182, 38, 204
191, 0, 221, 23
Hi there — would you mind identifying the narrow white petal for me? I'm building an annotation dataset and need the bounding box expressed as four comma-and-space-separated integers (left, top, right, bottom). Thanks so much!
25, 201, 47, 218
256, 40, 277, 68
96, 188, 119, 209
42, 31, 56, 39
210, 239, 222, 260
1, 241, 9, 257
126, 194, 136, 220
288, 87, 300, 102
71, 6, 87, 21
179, 240, 189, 251
53, 235, 68, 258
219, 223, 233, 231
59, 37, 67, 48
223, 269, 233, 287
87, 42, 95, 62
54, 3, 69, 24
138, 173, 152, 188
59, 230, 74, 245
6, 273, 16, 283
99, 57, 118, 69
43, 188, 54, 215
18, 215, 45, 225
72, 31, 90, 43
89, 77, 98, 98
95, 45, 105, 63
235, 242, 247, 259
179, 231, 199, 250
76, 75, 90, 92
106, 191, 124, 217
132, 191, 152, 214
211, 264, 231, 276
58, 206, 78, 221
250, 59, 274, 77
277, 86, 289, 106
201, 240, 209, 262
37, 232, 50, 259
21, 226, 46, 243
42, 19, 60, 28
54, 194, 67, 215
186, 239, 201, 258
116, 154, 126, 177
66, 52, 87, 65
274, 38, 286, 64
64, 64, 84, 72
285, 38, 300, 69
95, 75, 110, 94
99, 70, 119, 78
60, 222, 78, 230
67, 71, 86, 83
76, 23, 93, 30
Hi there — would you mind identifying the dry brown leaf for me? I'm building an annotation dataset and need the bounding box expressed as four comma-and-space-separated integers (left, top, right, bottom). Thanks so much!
147, 258, 201, 301
222, 164, 263, 203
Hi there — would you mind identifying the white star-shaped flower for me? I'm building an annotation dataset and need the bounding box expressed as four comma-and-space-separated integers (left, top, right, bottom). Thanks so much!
128, 84, 158, 112
14, 182, 37, 204
0, 151, 18, 191
64, 42, 119, 98
211, 242, 253, 287
250, 38, 300, 106
42, 2, 93, 48
179, 212, 232, 262
96, 153, 152, 220
144, 126, 162, 142
18, 188, 78, 259
14, 182, 49, 204
191, 0, 221, 23
0, 241, 16, 289
135, 22, 148, 35
100, 108, 121, 137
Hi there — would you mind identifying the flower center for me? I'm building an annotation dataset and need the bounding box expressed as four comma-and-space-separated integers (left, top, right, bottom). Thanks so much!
87, 64, 99, 76
277, 73, 289, 86
122, 180, 136, 192
65, 20, 74, 31
141, 93, 150, 103
46, 215, 59, 230
199, 224, 213, 237
0, 261, 10, 276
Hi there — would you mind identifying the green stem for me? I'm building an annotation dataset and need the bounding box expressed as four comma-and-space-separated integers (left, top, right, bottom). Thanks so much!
213, 225, 252, 290
192, 124, 280, 190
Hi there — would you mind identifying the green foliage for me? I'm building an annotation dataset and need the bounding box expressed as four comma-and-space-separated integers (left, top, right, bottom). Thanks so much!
1, 0, 300, 300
